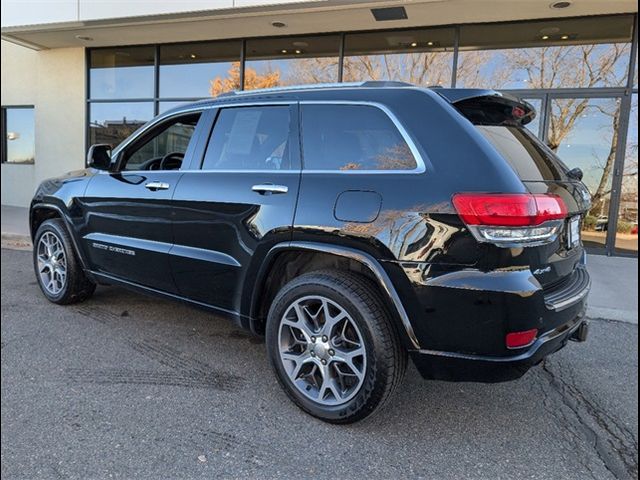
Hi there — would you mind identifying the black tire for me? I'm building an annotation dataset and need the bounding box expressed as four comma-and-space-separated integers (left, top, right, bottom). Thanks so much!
33, 218, 96, 305
266, 269, 407, 424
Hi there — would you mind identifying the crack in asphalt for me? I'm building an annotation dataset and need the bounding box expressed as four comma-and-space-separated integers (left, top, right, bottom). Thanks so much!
541, 360, 638, 480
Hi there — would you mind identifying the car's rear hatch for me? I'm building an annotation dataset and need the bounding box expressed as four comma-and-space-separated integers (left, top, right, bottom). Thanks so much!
440, 90, 591, 290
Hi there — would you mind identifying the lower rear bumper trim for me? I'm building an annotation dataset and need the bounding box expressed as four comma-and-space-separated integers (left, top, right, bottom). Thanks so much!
410, 313, 586, 383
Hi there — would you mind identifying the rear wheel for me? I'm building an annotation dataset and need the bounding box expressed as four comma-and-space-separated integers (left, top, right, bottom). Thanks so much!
33, 218, 96, 304
266, 270, 406, 423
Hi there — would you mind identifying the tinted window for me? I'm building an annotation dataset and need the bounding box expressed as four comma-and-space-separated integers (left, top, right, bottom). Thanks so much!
301, 105, 416, 171
476, 126, 567, 181
344, 27, 455, 87
202, 107, 291, 170
2, 107, 35, 164
123, 113, 200, 171
456, 15, 633, 89
89, 102, 154, 148
160, 41, 241, 98
455, 97, 568, 181
244, 35, 340, 90
90, 47, 155, 99
302, 105, 416, 170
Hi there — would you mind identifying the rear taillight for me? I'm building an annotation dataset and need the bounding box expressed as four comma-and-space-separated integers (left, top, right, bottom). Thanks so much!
452, 193, 568, 247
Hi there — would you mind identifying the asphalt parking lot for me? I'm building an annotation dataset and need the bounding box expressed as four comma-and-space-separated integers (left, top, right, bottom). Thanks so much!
1, 248, 638, 479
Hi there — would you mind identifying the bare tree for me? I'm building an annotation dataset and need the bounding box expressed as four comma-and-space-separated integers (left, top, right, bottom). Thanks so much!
285, 57, 340, 85
341, 51, 454, 86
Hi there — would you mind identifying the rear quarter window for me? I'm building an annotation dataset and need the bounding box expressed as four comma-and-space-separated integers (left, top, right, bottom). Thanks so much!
301, 104, 417, 171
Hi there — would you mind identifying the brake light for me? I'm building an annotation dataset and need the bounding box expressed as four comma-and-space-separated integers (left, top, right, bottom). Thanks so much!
452, 193, 567, 226
452, 193, 568, 247
506, 329, 538, 349
512, 106, 527, 119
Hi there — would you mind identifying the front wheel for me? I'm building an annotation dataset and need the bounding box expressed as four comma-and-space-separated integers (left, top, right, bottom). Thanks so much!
33, 218, 96, 305
266, 270, 407, 423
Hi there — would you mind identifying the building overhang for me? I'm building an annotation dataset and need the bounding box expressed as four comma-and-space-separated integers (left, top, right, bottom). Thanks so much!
1, 0, 637, 51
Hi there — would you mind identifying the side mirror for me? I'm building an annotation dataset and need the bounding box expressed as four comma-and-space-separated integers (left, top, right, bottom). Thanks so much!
87, 144, 112, 170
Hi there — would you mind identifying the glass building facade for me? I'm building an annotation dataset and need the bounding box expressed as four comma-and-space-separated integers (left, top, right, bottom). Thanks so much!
87, 13, 639, 256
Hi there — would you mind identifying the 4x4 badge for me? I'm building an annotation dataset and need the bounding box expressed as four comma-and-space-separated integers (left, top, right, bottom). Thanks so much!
533, 266, 552, 275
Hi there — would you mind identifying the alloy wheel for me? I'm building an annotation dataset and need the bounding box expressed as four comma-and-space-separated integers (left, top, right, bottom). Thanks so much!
278, 295, 367, 406
36, 231, 67, 295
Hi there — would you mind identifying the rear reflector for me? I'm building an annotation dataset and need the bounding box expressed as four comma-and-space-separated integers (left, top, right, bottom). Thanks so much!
506, 329, 538, 349
452, 193, 567, 227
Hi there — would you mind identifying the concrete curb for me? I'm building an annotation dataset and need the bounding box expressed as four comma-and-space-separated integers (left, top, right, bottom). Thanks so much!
1, 233, 32, 251
587, 307, 638, 325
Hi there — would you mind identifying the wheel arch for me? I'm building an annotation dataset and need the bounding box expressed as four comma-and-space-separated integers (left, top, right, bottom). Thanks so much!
246, 241, 420, 350
30, 203, 90, 271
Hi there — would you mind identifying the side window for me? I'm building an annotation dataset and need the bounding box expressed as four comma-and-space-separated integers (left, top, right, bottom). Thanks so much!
202, 106, 291, 170
121, 112, 201, 171
301, 104, 417, 171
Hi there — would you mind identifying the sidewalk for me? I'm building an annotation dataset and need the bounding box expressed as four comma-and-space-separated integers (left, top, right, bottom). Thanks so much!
1, 205, 30, 249
586, 254, 638, 324
2, 204, 637, 323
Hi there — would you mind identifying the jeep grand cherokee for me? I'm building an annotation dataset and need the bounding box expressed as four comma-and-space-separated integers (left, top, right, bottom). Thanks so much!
30, 82, 591, 423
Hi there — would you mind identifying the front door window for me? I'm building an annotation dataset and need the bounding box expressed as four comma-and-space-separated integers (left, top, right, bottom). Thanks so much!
120, 113, 201, 171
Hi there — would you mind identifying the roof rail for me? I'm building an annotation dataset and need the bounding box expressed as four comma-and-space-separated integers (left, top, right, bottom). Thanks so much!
217, 80, 415, 98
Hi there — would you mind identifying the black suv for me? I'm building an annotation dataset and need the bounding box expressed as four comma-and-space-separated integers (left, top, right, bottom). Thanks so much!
30, 82, 591, 423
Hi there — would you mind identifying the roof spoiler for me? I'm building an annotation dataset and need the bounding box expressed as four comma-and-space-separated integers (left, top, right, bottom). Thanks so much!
436, 89, 536, 126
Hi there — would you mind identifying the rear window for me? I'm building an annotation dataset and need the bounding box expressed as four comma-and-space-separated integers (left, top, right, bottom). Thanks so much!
476, 125, 568, 181
455, 96, 568, 181
301, 104, 417, 171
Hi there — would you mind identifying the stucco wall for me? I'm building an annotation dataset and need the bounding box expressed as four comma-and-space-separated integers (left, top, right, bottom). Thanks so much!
1, 40, 85, 206
1, 0, 321, 28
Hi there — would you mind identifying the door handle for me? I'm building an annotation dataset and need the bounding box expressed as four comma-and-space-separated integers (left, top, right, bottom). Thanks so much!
145, 182, 170, 191
251, 184, 289, 195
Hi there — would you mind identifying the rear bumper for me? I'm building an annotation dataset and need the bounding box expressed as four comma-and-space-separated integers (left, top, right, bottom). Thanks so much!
410, 310, 588, 383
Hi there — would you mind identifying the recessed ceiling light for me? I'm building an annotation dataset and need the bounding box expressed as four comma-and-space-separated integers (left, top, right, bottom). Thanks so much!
550, 1, 572, 9
189, 54, 197, 59
561, 34, 570, 40
410, 42, 418, 47
541, 35, 550, 40
75, 35, 93, 41
271, 21, 287, 28
427, 41, 434, 46
281, 49, 288, 54
294, 49, 302, 54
